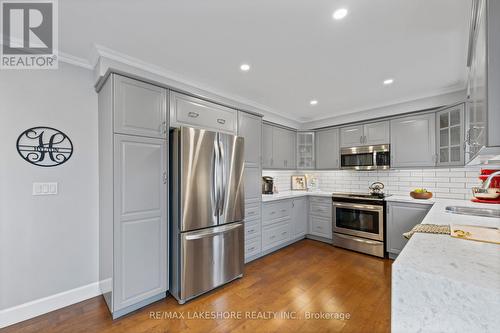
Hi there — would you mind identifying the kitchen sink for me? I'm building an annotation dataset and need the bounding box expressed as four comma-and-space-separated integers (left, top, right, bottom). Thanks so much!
445, 206, 500, 218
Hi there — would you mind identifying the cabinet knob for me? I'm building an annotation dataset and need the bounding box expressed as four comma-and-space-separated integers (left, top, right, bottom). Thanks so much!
188, 112, 199, 118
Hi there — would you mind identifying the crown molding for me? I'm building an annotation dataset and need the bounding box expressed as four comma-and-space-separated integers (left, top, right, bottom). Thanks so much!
92, 44, 302, 127
58, 52, 93, 70
301, 85, 467, 125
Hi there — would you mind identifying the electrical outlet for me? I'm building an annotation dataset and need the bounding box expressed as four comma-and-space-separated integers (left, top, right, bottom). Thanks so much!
33, 182, 58, 195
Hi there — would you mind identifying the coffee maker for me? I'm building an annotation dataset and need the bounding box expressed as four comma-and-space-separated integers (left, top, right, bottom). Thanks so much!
262, 176, 274, 194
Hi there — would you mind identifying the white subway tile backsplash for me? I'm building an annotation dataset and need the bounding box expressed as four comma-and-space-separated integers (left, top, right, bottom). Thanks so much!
262, 166, 483, 199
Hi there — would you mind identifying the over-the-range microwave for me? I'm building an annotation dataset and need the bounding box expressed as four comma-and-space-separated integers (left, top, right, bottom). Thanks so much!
340, 144, 390, 170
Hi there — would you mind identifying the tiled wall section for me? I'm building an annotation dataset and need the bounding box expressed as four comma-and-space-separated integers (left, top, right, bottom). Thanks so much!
262, 167, 489, 200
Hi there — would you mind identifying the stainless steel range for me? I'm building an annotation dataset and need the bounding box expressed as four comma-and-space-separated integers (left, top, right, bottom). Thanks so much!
331, 192, 388, 258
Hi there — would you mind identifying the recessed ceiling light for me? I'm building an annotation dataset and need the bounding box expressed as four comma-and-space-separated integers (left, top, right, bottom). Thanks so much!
383, 78, 394, 85
240, 64, 250, 71
332, 8, 348, 20
310, 100, 318, 105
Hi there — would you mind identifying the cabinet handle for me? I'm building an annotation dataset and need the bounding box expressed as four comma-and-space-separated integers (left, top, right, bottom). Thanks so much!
281, 209, 287, 212
163, 172, 167, 184
281, 231, 287, 235
248, 229, 255, 234
217, 118, 226, 124
271, 235, 276, 239
270, 211, 276, 215
248, 247, 255, 251
248, 211, 256, 216
188, 112, 199, 118
360, 136, 363, 144
161, 121, 167, 134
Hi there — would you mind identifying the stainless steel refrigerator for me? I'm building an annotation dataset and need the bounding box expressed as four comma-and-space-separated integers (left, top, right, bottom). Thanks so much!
170, 126, 245, 304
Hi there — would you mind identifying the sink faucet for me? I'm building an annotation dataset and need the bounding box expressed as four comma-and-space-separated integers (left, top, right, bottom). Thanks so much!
480, 170, 500, 191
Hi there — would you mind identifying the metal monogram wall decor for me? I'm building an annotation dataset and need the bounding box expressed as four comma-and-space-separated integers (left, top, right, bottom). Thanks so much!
16, 127, 73, 167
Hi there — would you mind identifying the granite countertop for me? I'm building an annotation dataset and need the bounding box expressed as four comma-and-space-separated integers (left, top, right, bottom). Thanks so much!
392, 198, 500, 333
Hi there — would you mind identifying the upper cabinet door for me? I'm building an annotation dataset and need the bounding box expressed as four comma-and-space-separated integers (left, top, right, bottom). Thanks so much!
237, 112, 262, 168
340, 125, 364, 147
285, 129, 297, 169
316, 128, 339, 169
272, 127, 287, 169
114, 75, 167, 139
262, 124, 274, 168
170, 92, 237, 134
297, 132, 315, 169
437, 104, 465, 166
363, 121, 389, 145
390, 114, 436, 167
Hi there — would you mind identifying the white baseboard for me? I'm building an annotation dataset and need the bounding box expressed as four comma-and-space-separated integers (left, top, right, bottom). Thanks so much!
0, 281, 102, 329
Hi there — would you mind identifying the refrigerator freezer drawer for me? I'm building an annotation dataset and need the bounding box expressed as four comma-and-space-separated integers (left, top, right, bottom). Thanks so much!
179, 222, 244, 302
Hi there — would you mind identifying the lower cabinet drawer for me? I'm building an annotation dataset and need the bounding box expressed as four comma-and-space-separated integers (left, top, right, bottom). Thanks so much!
244, 218, 261, 240
309, 196, 332, 205
262, 201, 291, 225
245, 203, 261, 220
262, 220, 291, 250
309, 216, 332, 239
245, 237, 261, 258
310, 203, 332, 218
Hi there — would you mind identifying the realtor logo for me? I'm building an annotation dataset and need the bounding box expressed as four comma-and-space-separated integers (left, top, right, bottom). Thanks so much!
1, 0, 58, 69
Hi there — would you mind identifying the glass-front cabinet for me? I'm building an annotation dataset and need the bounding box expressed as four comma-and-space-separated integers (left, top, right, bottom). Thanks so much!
436, 104, 465, 166
297, 132, 315, 169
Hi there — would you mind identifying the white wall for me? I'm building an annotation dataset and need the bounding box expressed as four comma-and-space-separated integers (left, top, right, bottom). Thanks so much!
0, 64, 98, 314
263, 167, 484, 200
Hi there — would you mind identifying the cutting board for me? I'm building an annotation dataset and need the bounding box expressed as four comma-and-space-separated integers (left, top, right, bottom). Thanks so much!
450, 224, 500, 245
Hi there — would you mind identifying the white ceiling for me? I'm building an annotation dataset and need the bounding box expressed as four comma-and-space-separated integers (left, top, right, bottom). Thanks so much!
60, 0, 472, 122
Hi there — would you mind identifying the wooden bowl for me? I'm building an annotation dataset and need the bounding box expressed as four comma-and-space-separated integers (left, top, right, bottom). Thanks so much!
410, 191, 433, 200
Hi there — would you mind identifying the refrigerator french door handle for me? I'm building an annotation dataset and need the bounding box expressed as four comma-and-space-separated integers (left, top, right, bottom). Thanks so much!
213, 137, 220, 217
217, 136, 226, 216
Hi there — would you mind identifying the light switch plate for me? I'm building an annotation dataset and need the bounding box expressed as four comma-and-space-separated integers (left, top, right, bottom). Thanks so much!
33, 182, 58, 195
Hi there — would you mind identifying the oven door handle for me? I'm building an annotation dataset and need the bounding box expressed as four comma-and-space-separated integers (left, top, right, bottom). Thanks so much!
332, 202, 383, 212
334, 233, 383, 245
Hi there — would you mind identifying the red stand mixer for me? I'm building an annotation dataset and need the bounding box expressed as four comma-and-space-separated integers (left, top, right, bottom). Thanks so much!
471, 169, 500, 204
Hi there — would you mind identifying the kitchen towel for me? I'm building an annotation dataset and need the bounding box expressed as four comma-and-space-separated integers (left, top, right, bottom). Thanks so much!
403, 224, 451, 239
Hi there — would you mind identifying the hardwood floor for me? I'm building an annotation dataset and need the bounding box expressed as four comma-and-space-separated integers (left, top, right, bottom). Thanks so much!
2, 240, 392, 333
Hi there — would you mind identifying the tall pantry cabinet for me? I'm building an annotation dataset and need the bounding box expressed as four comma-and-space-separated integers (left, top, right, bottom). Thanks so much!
98, 74, 169, 318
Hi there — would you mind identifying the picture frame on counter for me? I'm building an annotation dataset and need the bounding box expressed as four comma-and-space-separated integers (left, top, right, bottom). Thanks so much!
291, 175, 307, 191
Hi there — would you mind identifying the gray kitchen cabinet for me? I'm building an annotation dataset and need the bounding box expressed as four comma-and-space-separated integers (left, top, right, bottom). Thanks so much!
273, 126, 296, 169
465, 0, 500, 162
237, 112, 262, 168
291, 197, 308, 238
340, 121, 389, 147
261, 199, 292, 251
340, 125, 364, 147
364, 121, 390, 145
98, 74, 168, 319
316, 128, 340, 169
114, 75, 168, 139
436, 104, 465, 166
308, 196, 332, 239
244, 167, 262, 204
113, 135, 168, 312
262, 123, 274, 168
263, 123, 296, 169
170, 91, 237, 134
297, 132, 315, 169
387, 201, 431, 258
390, 114, 436, 167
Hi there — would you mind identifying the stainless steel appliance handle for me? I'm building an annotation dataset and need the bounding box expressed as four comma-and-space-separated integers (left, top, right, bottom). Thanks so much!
334, 232, 382, 245
184, 222, 242, 240
333, 201, 383, 212
212, 138, 220, 217
218, 137, 226, 216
